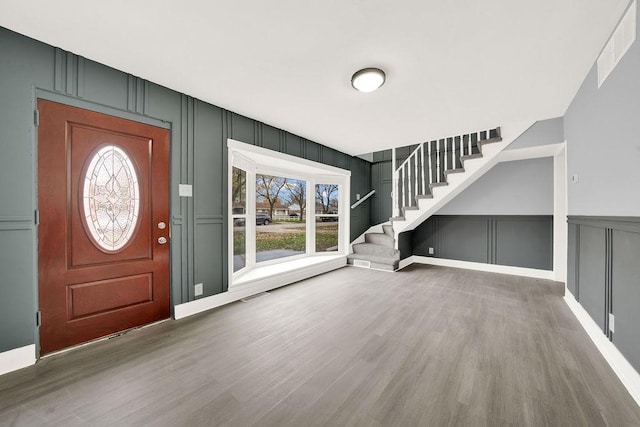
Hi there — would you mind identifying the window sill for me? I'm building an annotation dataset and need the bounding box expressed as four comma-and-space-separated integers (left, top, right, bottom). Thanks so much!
231, 254, 345, 289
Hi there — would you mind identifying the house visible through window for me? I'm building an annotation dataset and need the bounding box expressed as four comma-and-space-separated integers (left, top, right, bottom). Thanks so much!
255, 174, 307, 263
228, 139, 350, 287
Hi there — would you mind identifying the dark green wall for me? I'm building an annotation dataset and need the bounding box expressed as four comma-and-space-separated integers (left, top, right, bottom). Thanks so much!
0, 27, 372, 354
411, 215, 554, 271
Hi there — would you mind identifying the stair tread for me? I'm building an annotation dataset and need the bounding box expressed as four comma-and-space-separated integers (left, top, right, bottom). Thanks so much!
365, 233, 395, 248
382, 224, 394, 237
444, 168, 465, 175
430, 182, 448, 188
352, 242, 400, 258
460, 153, 483, 162
478, 136, 503, 146
416, 194, 433, 199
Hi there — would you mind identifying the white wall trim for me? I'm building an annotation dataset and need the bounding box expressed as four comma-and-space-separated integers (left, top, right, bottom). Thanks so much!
175, 257, 346, 319
553, 143, 568, 282
398, 257, 413, 270
0, 344, 36, 376
499, 142, 565, 162
408, 255, 555, 280
564, 292, 640, 406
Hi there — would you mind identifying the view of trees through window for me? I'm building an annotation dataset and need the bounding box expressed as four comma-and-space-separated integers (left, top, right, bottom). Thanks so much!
315, 184, 339, 252
232, 169, 341, 272
232, 167, 247, 272
255, 174, 307, 263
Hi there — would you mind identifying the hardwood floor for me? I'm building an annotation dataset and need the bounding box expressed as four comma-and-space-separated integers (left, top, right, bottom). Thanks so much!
1, 264, 639, 426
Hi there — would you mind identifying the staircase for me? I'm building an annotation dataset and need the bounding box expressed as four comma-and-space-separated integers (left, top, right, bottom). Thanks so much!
390, 122, 533, 238
347, 122, 533, 269
347, 224, 399, 271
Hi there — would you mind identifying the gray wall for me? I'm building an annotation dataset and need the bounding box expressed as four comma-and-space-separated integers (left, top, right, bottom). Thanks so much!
563, 2, 640, 374
568, 217, 640, 372
0, 27, 372, 355
505, 117, 564, 151
564, 2, 640, 216
412, 216, 553, 270
436, 157, 554, 215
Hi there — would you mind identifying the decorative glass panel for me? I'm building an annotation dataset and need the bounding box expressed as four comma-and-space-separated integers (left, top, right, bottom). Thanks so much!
83, 145, 140, 251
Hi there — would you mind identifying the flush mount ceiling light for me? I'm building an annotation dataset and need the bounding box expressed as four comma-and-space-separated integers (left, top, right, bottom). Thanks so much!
351, 68, 386, 92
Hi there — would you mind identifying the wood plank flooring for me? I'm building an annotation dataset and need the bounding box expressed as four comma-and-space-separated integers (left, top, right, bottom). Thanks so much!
1, 264, 639, 426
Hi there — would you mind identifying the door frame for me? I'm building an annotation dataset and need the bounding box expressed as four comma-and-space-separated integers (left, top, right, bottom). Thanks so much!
33, 89, 174, 357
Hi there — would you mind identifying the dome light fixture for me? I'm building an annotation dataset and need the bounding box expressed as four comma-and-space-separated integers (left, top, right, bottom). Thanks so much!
351, 68, 386, 93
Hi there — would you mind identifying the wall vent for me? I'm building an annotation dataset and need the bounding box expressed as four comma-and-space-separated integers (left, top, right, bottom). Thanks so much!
598, 0, 636, 87
353, 259, 371, 268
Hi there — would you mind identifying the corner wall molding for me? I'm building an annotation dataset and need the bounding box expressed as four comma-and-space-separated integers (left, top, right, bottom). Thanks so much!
564, 292, 640, 407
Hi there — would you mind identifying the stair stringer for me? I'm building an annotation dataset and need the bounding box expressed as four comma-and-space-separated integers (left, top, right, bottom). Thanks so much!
392, 121, 535, 241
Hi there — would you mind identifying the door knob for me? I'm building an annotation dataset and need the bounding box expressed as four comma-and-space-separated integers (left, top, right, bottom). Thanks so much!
158, 237, 167, 245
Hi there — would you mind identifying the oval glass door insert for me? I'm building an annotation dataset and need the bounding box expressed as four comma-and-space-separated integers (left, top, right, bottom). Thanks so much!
82, 145, 140, 251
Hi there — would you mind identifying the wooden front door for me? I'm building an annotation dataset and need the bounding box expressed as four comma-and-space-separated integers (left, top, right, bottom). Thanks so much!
37, 99, 170, 355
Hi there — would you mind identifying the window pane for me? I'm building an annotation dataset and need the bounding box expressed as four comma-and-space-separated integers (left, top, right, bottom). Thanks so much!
316, 217, 339, 252
233, 221, 246, 272
256, 174, 306, 263
315, 184, 339, 215
232, 167, 246, 214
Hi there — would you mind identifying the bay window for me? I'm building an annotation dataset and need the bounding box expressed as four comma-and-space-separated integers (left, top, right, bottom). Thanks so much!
228, 139, 350, 289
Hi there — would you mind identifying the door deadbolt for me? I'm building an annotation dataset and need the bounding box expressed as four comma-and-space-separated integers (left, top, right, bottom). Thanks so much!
158, 222, 166, 230
158, 237, 167, 244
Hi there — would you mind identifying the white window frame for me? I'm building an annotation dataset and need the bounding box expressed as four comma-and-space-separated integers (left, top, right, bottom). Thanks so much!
227, 139, 350, 290
229, 152, 256, 276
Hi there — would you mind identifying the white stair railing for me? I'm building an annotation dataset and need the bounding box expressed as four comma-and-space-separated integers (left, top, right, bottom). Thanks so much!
391, 127, 500, 218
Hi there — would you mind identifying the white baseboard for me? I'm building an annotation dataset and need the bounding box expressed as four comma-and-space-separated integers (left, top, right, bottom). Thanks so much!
175, 257, 346, 319
563, 292, 640, 406
398, 257, 413, 270
408, 256, 555, 280
0, 344, 36, 376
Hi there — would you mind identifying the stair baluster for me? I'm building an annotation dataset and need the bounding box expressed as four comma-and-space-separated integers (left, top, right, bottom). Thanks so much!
401, 165, 405, 211
436, 139, 441, 183
427, 141, 432, 188
420, 143, 425, 197
407, 160, 412, 209
411, 147, 420, 204
443, 138, 448, 175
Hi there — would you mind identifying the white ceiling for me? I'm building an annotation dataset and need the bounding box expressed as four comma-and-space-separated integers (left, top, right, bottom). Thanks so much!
1, 1, 630, 156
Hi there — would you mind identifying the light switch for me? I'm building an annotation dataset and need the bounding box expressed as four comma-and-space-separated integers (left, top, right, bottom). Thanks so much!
179, 184, 193, 197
